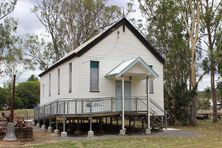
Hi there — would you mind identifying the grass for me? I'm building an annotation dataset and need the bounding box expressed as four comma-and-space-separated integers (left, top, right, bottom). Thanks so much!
30, 119, 222, 148
0, 109, 34, 120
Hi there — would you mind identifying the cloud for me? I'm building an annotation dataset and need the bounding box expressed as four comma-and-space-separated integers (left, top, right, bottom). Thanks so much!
9, 0, 45, 36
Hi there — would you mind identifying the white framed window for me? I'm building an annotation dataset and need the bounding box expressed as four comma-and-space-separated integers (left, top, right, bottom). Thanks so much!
69, 63, 72, 93
149, 65, 154, 94
90, 61, 99, 92
58, 68, 60, 95
49, 73, 51, 97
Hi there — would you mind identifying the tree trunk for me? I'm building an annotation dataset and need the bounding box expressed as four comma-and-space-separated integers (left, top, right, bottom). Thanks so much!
211, 64, 217, 123
190, 40, 197, 126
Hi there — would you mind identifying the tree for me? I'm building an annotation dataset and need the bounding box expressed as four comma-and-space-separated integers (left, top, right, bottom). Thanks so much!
24, 34, 54, 70
200, 0, 222, 123
27, 74, 39, 81
178, 0, 202, 126
134, 0, 208, 125
135, 0, 191, 125
0, 0, 17, 75
0, 87, 10, 109
28, 0, 122, 70
16, 80, 40, 109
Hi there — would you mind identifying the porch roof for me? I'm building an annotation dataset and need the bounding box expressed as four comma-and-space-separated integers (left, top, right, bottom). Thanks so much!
105, 57, 159, 79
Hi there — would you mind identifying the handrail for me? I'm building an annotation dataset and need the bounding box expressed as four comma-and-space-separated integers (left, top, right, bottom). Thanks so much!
149, 98, 171, 120
135, 97, 158, 116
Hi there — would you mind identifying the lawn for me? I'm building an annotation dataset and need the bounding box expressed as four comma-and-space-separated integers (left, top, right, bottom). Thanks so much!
30, 119, 222, 148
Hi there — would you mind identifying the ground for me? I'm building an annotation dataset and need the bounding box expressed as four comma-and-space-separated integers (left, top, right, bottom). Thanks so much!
1, 119, 222, 147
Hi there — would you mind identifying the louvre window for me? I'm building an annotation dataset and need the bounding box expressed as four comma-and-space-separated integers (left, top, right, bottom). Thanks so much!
69, 63, 72, 93
49, 73, 51, 97
58, 68, 60, 95
90, 61, 99, 92
149, 65, 154, 94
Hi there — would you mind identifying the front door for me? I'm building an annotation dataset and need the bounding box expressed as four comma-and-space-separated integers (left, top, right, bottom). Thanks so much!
116, 81, 131, 111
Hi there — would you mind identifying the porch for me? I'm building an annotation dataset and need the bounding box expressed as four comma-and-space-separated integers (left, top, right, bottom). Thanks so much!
34, 96, 169, 137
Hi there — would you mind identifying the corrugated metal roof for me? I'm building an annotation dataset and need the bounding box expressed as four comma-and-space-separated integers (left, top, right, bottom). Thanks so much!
106, 57, 159, 78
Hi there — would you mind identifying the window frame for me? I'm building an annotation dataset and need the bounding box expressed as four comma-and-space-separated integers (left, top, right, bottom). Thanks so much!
49, 73, 51, 97
149, 65, 154, 94
90, 61, 99, 92
68, 63, 72, 93
58, 68, 60, 95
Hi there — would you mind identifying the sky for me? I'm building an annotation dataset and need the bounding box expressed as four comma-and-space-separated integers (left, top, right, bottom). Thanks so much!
0, 0, 215, 91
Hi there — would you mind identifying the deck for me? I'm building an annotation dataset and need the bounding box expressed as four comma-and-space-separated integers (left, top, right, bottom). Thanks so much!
34, 97, 169, 136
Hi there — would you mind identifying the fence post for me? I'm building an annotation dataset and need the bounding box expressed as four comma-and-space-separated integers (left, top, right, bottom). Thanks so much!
88, 99, 94, 137
56, 100, 59, 115
165, 111, 168, 129
41, 105, 46, 130
135, 98, 138, 112
61, 100, 67, 137
49, 103, 52, 126
81, 100, 83, 114
75, 100, 77, 114
111, 98, 113, 112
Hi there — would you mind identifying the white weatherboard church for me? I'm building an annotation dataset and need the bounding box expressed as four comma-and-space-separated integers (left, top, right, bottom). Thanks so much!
35, 18, 166, 137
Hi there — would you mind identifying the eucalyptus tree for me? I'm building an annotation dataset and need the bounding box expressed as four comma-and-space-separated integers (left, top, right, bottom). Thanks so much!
134, 0, 191, 124
0, 0, 17, 75
29, 0, 122, 68
200, 0, 222, 123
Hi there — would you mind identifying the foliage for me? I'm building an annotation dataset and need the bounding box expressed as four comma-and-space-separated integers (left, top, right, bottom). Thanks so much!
0, 77, 40, 109
0, 0, 17, 75
132, 0, 222, 125
16, 80, 40, 109
133, 0, 191, 125
27, 74, 39, 81
200, 0, 222, 123
26, 0, 122, 70
0, 87, 9, 109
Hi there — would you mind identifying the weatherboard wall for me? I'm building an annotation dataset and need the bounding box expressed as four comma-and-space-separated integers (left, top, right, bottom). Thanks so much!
40, 24, 164, 115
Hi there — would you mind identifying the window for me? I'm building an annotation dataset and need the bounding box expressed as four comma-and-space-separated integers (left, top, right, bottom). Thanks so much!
58, 68, 60, 95
90, 61, 99, 92
49, 73, 51, 96
42, 84, 45, 98
149, 65, 154, 94
149, 79, 154, 94
69, 63, 72, 93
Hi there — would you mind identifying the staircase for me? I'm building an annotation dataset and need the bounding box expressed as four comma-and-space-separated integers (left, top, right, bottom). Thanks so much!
136, 97, 170, 129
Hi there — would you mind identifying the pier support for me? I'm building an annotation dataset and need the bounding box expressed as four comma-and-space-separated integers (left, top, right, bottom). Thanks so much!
54, 119, 60, 136
120, 77, 126, 135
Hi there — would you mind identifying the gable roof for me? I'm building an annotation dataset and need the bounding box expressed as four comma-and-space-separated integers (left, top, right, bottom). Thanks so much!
105, 57, 159, 79
39, 17, 164, 77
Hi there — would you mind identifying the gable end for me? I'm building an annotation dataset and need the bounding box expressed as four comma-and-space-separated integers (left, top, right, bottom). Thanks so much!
39, 18, 164, 77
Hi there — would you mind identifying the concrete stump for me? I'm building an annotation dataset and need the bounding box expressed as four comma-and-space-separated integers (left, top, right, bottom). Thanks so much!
48, 126, 53, 133
61, 132, 67, 137
36, 123, 40, 128
54, 129, 60, 136
145, 128, 151, 135
87, 131, 94, 138
3, 122, 17, 141
41, 124, 46, 130
119, 129, 126, 135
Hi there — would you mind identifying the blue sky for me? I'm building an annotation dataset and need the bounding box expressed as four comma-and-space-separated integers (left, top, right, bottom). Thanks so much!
0, 0, 214, 91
